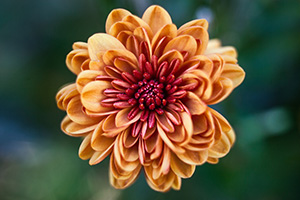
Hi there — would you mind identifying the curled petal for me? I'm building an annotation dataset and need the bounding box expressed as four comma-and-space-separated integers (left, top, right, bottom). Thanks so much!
109, 21, 137, 37
61, 115, 97, 137
78, 133, 94, 160
88, 33, 126, 61
221, 63, 245, 88
182, 91, 206, 115
105, 8, 132, 33
66, 48, 89, 75
152, 24, 177, 53
91, 120, 116, 151
123, 15, 153, 38
178, 19, 209, 32
204, 77, 233, 105
205, 46, 237, 58
102, 113, 128, 137
67, 96, 102, 125
115, 108, 141, 128
144, 165, 174, 192
142, 5, 172, 35
163, 35, 197, 59
89, 143, 114, 165
56, 83, 78, 110
176, 149, 208, 165
81, 80, 114, 113
158, 50, 184, 65
103, 49, 138, 67
76, 70, 106, 93
157, 124, 185, 154
170, 153, 195, 178
208, 132, 231, 158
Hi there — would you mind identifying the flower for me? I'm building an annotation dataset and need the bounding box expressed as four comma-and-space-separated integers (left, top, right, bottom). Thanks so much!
56, 5, 245, 192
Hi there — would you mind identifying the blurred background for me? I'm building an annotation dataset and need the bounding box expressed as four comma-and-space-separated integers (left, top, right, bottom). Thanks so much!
1, 0, 300, 199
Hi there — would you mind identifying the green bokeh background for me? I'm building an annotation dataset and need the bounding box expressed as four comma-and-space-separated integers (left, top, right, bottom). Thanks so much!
1, 0, 300, 199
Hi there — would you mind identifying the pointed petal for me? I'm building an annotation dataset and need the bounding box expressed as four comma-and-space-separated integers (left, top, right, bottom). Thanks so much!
142, 5, 172, 35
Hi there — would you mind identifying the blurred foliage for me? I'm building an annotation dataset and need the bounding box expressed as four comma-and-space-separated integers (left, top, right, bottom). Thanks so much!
0, 0, 300, 199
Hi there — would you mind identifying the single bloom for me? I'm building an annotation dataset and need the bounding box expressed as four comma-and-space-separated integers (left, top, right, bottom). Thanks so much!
56, 5, 245, 192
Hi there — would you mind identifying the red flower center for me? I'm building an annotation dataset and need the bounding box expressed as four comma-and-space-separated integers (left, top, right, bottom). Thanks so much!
102, 53, 188, 129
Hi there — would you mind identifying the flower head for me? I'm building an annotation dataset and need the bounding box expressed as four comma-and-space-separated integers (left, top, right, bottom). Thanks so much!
56, 5, 245, 192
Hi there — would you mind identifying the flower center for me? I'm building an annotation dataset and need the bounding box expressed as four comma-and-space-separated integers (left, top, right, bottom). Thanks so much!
102, 53, 188, 128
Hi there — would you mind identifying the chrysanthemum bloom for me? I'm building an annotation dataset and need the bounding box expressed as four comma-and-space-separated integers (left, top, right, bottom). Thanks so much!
56, 5, 245, 192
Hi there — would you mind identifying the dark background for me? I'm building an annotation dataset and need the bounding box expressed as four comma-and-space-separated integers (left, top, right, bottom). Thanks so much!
1, 0, 300, 199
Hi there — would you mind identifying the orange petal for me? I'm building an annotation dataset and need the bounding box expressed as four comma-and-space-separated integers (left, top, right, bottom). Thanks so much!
207, 157, 219, 164
221, 63, 245, 88
156, 112, 174, 133
172, 175, 182, 190
115, 108, 141, 128
87, 33, 126, 61
66, 49, 89, 75
204, 77, 233, 105
163, 35, 197, 59
119, 131, 139, 162
78, 133, 94, 160
179, 111, 193, 141
123, 15, 153, 38
102, 113, 128, 137
89, 143, 114, 165
61, 115, 97, 137
67, 96, 102, 125
208, 132, 231, 158
72, 41, 88, 50
81, 80, 113, 113
168, 125, 185, 143
76, 70, 105, 93
178, 19, 209, 32
91, 120, 116, 151
206, 39, 221, 50
150, 133, 163, 160
182, 91, 206, 115
157, 124, 185, 154
205, 46, 237, 58
170, 153, 195, 178
114, 57, 138, 73
151, 23, 177, 53
144, 131, 158, 153
123, 127, 139, 148
158, 49, 184, 65
178, 26, 209, 55
105, 8, 132, 33
176, 149, 208, 165
108, 21, 137, 37
103, 49, 138, 67
142, 5, 172, 35
109, 160, 141, 189
56, 83, 78, 110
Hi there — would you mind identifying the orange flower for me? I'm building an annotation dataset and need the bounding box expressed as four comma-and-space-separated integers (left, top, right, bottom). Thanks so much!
56, 5, 245, 192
